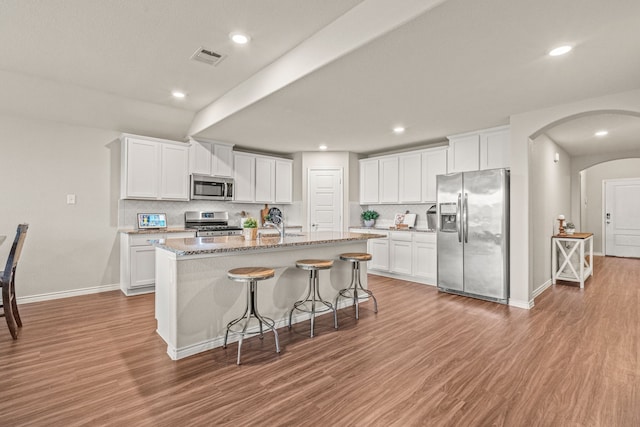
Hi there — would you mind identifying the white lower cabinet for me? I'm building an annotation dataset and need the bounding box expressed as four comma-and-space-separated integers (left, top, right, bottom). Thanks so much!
120, 231, 195, 296
350, 228, 436, 285
129, 246, 156, 288
368, 234, 390, 271
412, 232, 437, 284
390, 232, 413, 275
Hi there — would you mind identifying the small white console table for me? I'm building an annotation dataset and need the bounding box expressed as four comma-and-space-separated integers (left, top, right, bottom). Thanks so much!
551, 233, 594, 288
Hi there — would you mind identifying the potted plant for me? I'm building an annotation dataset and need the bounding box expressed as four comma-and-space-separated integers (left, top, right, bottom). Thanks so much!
243, 217, 258, 240
361, 210, 379, 228
565, 222, 575, 235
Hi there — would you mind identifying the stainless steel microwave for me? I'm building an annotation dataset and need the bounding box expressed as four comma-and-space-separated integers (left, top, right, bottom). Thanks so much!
190, 174, 234, 200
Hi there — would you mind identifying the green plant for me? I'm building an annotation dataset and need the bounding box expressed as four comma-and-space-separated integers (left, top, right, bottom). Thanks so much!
565, 222, 575, 229
361, 210, 379, 221
243, 217, 257, 228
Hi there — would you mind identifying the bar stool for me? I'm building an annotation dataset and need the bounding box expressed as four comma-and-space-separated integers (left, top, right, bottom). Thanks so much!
289, 259, 337, 337
335, 252, 378, 320
224, 267, 280, 365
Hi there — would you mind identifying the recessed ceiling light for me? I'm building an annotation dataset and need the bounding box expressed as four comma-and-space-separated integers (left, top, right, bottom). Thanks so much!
393, 126, 405, 134
230, 33, 250, 45
318, 144, 328, 151
595, 130, 608, 137
548, 45, 572, 56
171, 91, 186, 99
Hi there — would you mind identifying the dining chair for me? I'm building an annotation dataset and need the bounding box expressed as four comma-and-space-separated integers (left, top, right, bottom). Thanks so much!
1, 224, 29, 339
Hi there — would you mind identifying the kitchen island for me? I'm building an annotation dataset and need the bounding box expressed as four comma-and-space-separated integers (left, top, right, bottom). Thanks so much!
153, 231, 383, 360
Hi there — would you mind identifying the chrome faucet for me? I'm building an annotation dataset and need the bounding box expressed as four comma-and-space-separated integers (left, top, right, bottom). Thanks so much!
264, 214, 285, 243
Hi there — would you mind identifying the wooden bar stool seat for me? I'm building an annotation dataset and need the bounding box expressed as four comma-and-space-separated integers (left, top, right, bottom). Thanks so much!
223, 267, 280, 365
335, 252, 378, 322
289, 259, 337, 337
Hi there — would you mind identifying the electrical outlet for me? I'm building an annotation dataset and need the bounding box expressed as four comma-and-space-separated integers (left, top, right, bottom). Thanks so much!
66, 194, 76, 205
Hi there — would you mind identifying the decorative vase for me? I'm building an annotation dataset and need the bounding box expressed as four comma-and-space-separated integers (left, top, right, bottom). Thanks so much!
363, 219, 375, 228
566, 228, 575, 235
243, 228, 257, 241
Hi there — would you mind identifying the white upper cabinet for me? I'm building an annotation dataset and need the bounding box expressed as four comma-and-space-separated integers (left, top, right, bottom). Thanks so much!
233, 152, 292, 204
160, 143, 190, 200
359, 158, 379, 204
123, 137, 158, 199
189, 138, 234, 177
447, 125, 510, 173
447, 134, 480, 173
121, 134, 189, 200
422, 148, 447, 202
233, 153, 255, 202
189, 139, 212, 175
480, 126, 510, 170
379, 156, 399, 203
275, 159, 293, 204
255, 157, 276, 203
360, 147, 446, 205
398, 153, 422, 203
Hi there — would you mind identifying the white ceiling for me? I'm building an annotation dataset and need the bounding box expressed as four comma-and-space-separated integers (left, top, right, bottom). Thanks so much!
2, 0, 640, 155
544, 113, 640, 157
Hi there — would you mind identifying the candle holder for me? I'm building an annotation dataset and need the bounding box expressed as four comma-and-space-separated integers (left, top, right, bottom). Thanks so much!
558, 218, 566, 236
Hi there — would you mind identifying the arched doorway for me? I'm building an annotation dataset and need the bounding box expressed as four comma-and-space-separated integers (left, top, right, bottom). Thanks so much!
526, 111, 640, 300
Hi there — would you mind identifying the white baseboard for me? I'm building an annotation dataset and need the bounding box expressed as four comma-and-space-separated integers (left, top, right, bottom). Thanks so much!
17, 283, 120, 304
532, 279, 552, 299
368, 270, 436, 286
166, 298, 362, 360
508, 298, 534, 309
594, 251, 604, 256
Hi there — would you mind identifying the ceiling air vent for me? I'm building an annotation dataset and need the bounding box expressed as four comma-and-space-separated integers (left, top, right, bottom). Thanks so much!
191, 47, 225, 66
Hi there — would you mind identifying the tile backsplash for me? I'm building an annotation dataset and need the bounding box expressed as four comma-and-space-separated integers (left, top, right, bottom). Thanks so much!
356, 203, 437, 228
119, 199, 303, 229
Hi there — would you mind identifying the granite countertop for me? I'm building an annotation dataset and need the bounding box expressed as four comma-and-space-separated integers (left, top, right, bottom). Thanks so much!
258, 224, 302, 230
119, 227, 194, 235
152, 231, 385, 256
349, 226, 436, 233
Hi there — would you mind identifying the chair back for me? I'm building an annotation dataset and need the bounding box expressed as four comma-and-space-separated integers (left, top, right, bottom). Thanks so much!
2, 224, 28, 284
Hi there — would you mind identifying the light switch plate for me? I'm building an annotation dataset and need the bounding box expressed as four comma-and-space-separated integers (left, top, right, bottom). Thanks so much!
66, 194, 76, 204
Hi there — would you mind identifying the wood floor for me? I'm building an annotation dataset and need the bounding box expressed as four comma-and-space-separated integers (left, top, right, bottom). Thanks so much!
1, 256, 639, 426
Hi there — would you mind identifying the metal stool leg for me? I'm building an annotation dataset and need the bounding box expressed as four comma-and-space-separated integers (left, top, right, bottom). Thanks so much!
335, 260, 378, 320
224, 279, 280, 365
290, 268, 337, 338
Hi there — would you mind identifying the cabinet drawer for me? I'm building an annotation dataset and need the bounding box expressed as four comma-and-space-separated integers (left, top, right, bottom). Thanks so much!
130, 233, 165, 246
390, 231, 412, 241
413, 232, 436, 243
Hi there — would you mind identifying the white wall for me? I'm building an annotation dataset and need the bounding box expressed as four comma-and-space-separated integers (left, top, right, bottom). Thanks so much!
0, 114, 121, 299
581, 158, 640, 253
529, 134, 571, 292
0, 113, 306, 301
509, 88, 640, 308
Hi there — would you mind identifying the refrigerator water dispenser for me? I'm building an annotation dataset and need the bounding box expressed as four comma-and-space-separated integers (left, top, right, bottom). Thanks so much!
439, 203, 458, 232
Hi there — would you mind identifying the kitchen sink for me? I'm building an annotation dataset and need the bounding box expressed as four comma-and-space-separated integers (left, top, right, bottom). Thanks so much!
260, 232, 305, 238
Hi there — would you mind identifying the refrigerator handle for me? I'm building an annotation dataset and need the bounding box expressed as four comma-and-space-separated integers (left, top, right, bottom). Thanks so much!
464, 192, 469, 243
457, 193, 462, 243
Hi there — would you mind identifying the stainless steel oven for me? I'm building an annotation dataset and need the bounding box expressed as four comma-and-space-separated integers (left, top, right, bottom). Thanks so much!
184, 211, 242, 236
190, 174, 233, 200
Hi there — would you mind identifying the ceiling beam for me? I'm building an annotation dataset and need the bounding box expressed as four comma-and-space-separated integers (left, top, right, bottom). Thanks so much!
188, 0, 447, 137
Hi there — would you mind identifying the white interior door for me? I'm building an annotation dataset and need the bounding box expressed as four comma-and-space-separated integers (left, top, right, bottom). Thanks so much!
604, 178, 640, 257
308, 169, 343, 231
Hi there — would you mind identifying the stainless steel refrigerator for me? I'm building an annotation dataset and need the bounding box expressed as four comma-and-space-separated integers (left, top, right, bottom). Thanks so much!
436, 168, 509, 303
